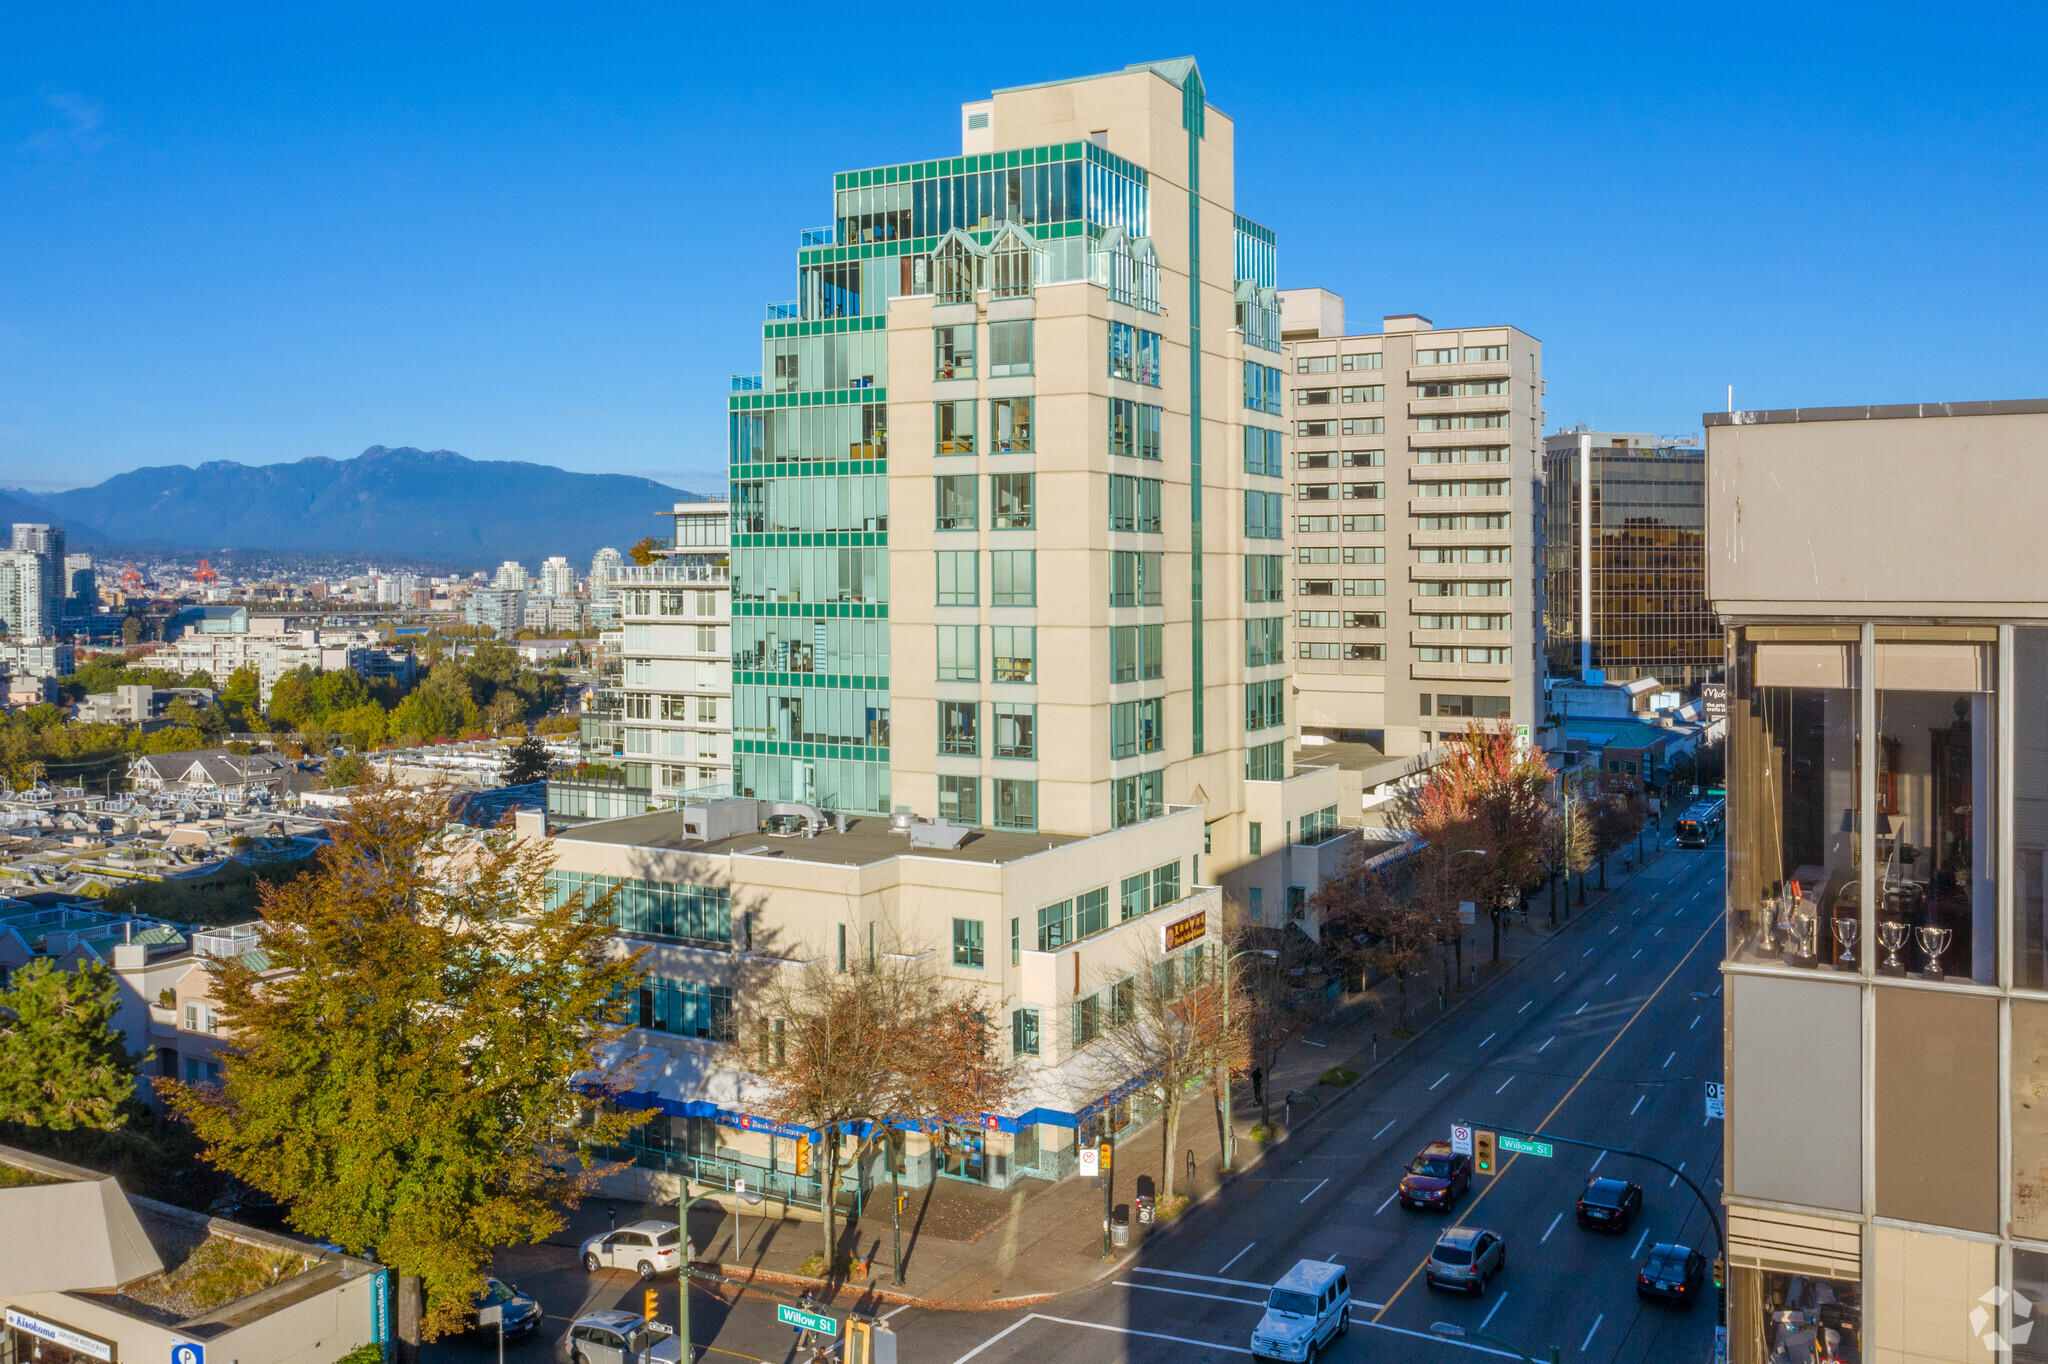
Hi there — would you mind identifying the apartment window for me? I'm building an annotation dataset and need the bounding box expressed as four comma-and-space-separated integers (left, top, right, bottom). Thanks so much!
1246, 678, 1285, 731
1121, 869, 1154, 921
1416, 413, 1507, 431
1296, 355, 1337, 373
1415, 347, 1457, 365
695, 696, 720, 724
988, 319, 1032, 376
939, 700, 979, 756
1417, 479, 1509, 498
1347, 611, 1385, 628
1012, 1007, 1040, 1057
1298, 547, 1340, 564
1245, 554, 1284, 603
1342, 418, 1385, 436
1111, 698, 1164, 759
1341, 386, 1384, 403
1110, 475, 1163, 533
1344, 449, 1385, 467
1243, 490, 1284, 540
1072, 993, 1101, 1047
1076, 886, 1110, 939
1342, 352, 1382, 371
934, 324, 975, 379
695, 625, 718, 653
695, 590, 716, 616
1111, 623, 1164, 682
1345, 547, 1386, 564
1243, 426, 1284, 477
1343, 579, 1387, 596
1111, 770, 1165, 828
1436, 694, 1511, 718
1345, 643, 1387, 660
1297, 578, 1335, 597
938, 774, 979, 826
953, 918, 985, 967
991, 472, 1033, 528
1248, 887, 1264, 920
994, 777, 1037, 831
1037, 897, 1073, 951
1420, 646, 1510, 663
1295, 420, 1335, 438
990, 396, 1034, 453
1247, 741, 1287, 782
1463, 345, 1507, 362
1416, 580, 1511, 597
1110, 399, 1163, 459
936, 625, 978, 681
1298, 641, 1340, 659
935, 400, 976, 454
638, 978, 736, 1041
1298, 515, 1338, 533
1297, 482, 1334, 502
993, 701, 1036, 759
1416, 513, 1508, 530
935, 474, 977, 530
1298, 611, 1339, 629
1417, 379, 1508, 399
1249, 821, 1264, 856
1417, 546, 1510, 564
1344, 482, 1385, 500
990, 549, 1035, 606
1109, 321, 1161, 386
991, 625, 1035, 682
1110, 551, 1163, 607
625, 694, 653, 720
1246, 616, 1285, 667
1294, 387, 1334, 406
1418, 612, 1511, 630
935, 550, 978, 605
1244, 362, 1283, 414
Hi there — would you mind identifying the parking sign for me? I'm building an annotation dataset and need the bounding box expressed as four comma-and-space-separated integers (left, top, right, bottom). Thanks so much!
1705, 1082, 1725, 1119
172, 1345, 204, 1364
1451, 1123, 1473, 1156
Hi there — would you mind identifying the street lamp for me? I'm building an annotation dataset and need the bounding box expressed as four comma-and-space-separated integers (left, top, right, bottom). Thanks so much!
1218, 947, 1278, 1172
1432, 1320, 1556, 1364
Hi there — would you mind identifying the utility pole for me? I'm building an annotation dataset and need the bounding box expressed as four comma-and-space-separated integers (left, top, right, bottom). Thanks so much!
676, 1176, 695, 1363
1099, 1125, 1116, 1260
891, 1132, 905, 1286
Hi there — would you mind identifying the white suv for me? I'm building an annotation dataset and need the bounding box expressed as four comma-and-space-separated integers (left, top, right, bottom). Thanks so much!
1251, 1259, 1350, 1361
578, 1220, 685, 1279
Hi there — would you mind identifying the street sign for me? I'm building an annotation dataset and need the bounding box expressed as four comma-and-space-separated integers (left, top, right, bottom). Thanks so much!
1499, 1135, 1553, 1158
1078, 1145, 1100, 1177
779, 1303, 838, 1334
1450, 1123, 1473, 1156
172, 1345, 204, 1364
1457, 901, 1477, 926
1705, 1081, 1725, 1119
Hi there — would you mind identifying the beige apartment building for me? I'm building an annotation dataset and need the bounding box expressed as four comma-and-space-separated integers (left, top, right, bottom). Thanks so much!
1275, 291, 1544, 757
1709, 399, 2048, 1364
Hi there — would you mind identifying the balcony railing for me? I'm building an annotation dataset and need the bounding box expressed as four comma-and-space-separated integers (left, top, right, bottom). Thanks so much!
730, 374, 762, 392
616, 563, 730, 585
764, 301, 800, 321
799, 226, 835, 247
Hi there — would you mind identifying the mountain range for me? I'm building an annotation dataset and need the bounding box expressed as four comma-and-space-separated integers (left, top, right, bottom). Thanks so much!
16, 447, 710, 571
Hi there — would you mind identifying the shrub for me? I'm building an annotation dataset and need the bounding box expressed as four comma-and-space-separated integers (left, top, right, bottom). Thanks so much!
1319, 1068, 1360, 1087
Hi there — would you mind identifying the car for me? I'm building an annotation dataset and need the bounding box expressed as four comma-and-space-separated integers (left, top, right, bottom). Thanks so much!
555, 1309, 681, 1364
469, 1277, 542, 1339
1398, 1141, 1471, 1210
1575, 1176, 1644, 1231
1637, 1243, 1707, 1306
1425, 1226, 1506, 1296
1249, 1258, 1351, 1361
578, 1219, 685, 1279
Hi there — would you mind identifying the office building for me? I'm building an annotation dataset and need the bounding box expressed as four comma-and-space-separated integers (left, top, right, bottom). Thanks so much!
1275, 295, 1545, 756
539, 555, 577, 598
464, 586, 526, 638
1710, 399, 2048, 1364
1542, 428, 1716, 686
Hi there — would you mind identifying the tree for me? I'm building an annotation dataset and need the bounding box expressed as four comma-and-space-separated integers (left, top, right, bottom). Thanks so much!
627, 536, 663, 566
1313, 839, 1440, 1031
1590, 785, 1647, 889
1409, 721, 1556, 962
139, 725, 208, 755
325, 752, 368, 788
0, 959, 147, 1131
221, 666, 262, 727
486, 691, 526, 734
121, 615, 143, 645
1548, 794, 1596, 924
329, 702, 389, 752
162, 780, 649, 1345
1229, 927, 1332, 1130
502, 734, 549, 786
1094, 946, 1236, 1203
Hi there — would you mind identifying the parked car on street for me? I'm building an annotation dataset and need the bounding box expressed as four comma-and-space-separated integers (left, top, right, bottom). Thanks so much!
1575, 1176, 1643, 1231
1399, 1141, 1472, 1210
1425, 1226, 1506, 1295
1636, 1243, 1707, 1305
468, 1277, 542, 1338
556, 1310, 680, 1364
1250, 1259, 1351, 1361
578, 1220, 684, 1279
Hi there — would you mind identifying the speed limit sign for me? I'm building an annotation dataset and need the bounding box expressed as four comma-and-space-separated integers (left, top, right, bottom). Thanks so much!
1451, 1124, 1473, 1155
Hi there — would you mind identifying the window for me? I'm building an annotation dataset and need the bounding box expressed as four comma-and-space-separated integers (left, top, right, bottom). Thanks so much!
1112, 770, 1165, 828
625, 693, 652, 719
1348, 515, 1385, 532
953, 918, 985, 967
994, 777, 1037, 830
1243, 426, 1284, 477
1249, 821, 1264, 856
936, 550, 978, 605
939, 773, 979, 825
934, 324, 975, 379
1298, 611, 1339, 628
1417, 479, 1509, 498
1343, 449, 1385, 467
1341, 386, 1384, 403
1415, 413, 1507, 431
1342, 417, 1385, 436
1417, 546, 1509, 563
1111, 624, 1164, 682
1246, 616, 1285, 667
991, 472, 1033, 528
936, 625, 977, 681
1243, 489, 1284, 539
1416, 580, 1511, 597
1010, 917, 1020, 966
1072, 993, 1101, 1047
1416, 446, 1508, 464
1463, 345, 1507, 362
939, 700, 978, 755
1245, 555, 1284, 603
1342, 352, 1382, 371
1248, 886, 1264, 920
1345, 643, 1387, 660
1111, 698, 1164, 758
1109, 321, 1161, 385
935, 474, 977, 530
988, 319, 1032, 376
1299, 547, 1340, 563
1076, 886, 1110, 938
991, 625, 1035, 682
546, 871, 732, 945
1110, 399, 1163, 459
993, 701, 1036, 759
637, 978, 736, 1040
1416, 513, 1508, 530
1298, 641, 1340, 659
1436, 694, 1511, 718
990, 397, 1034, 453
1297, 515, 1339, 533
1110, 475, 1163, 533
1247, 741, 1287, 782
1246, 678, 1285, 731
1297, 578, 1335, 597
1417, 612, 1510, 630
935, 400, 976, 454
1110, 551, 1163, 607
1296, 355, 1337, 373
1012, 1007, 1040, 1057
696, 625, 718, 652
1037, 898, 1074, 950
991, 549, 1035, 606
697, 696, 718, 723
1244, 362, 1282, 414
1415, 347, 1457, 365
1153, 860, 1181, 908
1295, 420, 1335, 438
1419, 646, 1509, 663
1342, 579, 1385, 596
1345, 547, 1386, 564
1294, 387, 1334, 406
1121, 869, 1154, 920
1416, 380, 1508, 398
1344, 482, 1385, 500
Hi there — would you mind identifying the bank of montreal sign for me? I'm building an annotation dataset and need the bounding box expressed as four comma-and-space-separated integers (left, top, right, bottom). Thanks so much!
4, 1307, 117, 1362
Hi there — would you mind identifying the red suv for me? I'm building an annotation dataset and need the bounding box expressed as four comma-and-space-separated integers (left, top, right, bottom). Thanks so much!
1399, 1141, 1472, 1210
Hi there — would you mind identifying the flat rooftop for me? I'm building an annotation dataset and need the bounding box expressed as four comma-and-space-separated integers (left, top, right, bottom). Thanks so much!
561, 810, 1084, 868
1706, 398, 2048, 427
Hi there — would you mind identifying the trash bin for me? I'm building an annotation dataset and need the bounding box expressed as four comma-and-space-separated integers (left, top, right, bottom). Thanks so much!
1111, 1209, 1130, 1247
1135, 1194, 1155, 1225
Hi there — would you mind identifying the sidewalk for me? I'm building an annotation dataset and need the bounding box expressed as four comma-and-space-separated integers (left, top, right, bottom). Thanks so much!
567, 833, 1677, 1312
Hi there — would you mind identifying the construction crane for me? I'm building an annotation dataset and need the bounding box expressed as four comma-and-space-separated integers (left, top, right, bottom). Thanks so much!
194, 558, 218, 586
118, 562, 143, 590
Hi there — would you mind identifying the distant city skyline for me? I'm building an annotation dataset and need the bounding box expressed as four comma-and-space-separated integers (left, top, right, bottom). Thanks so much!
5, 7, 2046, 488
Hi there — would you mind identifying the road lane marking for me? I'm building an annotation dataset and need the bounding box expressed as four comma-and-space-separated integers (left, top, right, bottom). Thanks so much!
1605, 974, 1616, 986
1691, 1014, 1702, 1029
1671, 1161, 1686, 1187
1431, 1072, 1451, 1089
1539, 1036, 1554, 1051
1518, 1001, 1532, 1013
1589, 1150, 1605, 1171
1632, 1228, 1650, 1258
1555, 972, 1566, 982
1302, 1039, 1327, 1048
1301, 1178, 1330, 1203
1116, 1280, 1265, 1308
1542, 1212, 1563, 1243
1129, 1267, 1272, 1290
1576, 1003, 1588, 1015
1583, 947, 1596, 957
1632, 949, 1642, 958
1480, 1291, 1508, 1330
1630, 1095, 1646, 1116
1608, 926, 1617, 935
1374, 1119, 1398, 1139
1655, 927, 1664, 936
1581, 1314, 1604, 1351
1496, 1075, 1515, 1094
950, 1316, 1036, 1362
1377, 1191, 1400, 1215
1480, 1032, 1496, 1048
1034, 1314, 1255, 1357
1218, 1242, 1255, 1274
1663, 1051, 1677, 1068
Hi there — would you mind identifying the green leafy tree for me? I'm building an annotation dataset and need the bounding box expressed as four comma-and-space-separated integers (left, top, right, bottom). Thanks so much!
267, 667, 317, 730
220, 666, 262, 727
139, 725, 208, 756
121, 615, 144, 645
627, 536, 663, 566
329, 702, 389, 752
163, 781, 648, 1344
501, 734, 549, 785
325, 752, 368, 788
0, 960, 148, 1131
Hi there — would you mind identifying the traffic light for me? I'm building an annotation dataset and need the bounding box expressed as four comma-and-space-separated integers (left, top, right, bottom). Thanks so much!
1099, 1142, 1112, 1172
1712, 1256, 1725, 1289
1474, 1130, 1497, 1175
644, 1288, 659, 1321
795, 1139, 811, 1177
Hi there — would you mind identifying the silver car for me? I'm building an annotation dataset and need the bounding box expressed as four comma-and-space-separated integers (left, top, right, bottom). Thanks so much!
1425, 1226, 1506, 1295
556, 1309, 681, 1364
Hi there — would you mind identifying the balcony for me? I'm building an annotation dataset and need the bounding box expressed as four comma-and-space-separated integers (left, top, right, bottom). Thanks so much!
800, 226, 835, 247
730, 374, 763, 392
1410, 660, 1514, 683
1406, 395, 1518, 418
1408, 530, 1516, 548
1407, 496, 1513, 517
1408, 562, 1514, 582
616, 563, 730, 585
765, 301, 800, 321
1403, 360, 1512, 384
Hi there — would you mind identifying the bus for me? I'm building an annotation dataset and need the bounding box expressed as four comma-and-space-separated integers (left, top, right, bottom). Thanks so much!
1674, 797, 1727, 848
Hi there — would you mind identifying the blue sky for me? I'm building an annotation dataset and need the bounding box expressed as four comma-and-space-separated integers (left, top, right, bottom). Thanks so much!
5, 4, 2045, 492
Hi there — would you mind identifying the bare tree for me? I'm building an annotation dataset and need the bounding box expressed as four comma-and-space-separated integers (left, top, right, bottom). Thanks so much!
1093, 945, 1238, 1204
1314, 844, 1439, 1032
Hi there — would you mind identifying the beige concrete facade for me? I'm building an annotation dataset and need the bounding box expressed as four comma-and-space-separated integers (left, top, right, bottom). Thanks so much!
1275, 298, 1544, 756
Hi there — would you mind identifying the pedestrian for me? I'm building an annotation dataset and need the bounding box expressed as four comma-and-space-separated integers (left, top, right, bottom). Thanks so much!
1250, 1066, 1264, 1104
1187, 1149, 1197, 1186
607, 1204, 616, 1234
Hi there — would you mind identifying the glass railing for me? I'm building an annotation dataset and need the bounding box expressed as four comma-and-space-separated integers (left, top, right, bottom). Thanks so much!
800, 226, 835, 247
616, 563, 731, 585
765, 301, 800, 321
730, 373, 762, 392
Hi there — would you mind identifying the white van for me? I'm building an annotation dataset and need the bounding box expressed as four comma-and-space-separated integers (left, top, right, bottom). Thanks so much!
1251, 1258, 1351, 1361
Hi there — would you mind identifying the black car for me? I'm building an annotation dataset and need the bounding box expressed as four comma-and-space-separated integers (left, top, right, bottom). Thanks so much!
470, 1278, 543, 1338
1399, 1141, 1472, 1210
1575, 1176, 1643, 1231
1636, 1243, 1707, 1305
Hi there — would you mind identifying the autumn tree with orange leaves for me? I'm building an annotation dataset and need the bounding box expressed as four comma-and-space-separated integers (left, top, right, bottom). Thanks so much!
1409, 720, 1557, 962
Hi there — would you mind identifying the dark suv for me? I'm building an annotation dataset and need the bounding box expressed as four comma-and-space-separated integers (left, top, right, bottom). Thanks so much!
1399, 1141, 1471, 1210
1575, 1176, 1643, 1231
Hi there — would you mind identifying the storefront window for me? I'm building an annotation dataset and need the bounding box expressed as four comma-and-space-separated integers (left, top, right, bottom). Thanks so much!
1728, 630, 1860, 971
1873, 635, 1995, 983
